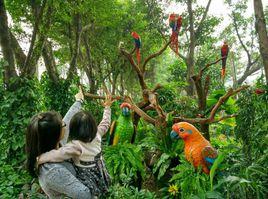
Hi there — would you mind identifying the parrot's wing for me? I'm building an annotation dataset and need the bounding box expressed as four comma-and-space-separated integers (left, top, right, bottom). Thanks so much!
108, 120, 117, 145
202, 146, 218, 169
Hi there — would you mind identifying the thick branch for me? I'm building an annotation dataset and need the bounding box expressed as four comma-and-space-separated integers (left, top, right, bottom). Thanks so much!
9, 32, 26, 70
24, 0, 47, 73
67, 12, 82, 81
237, 63, 262, 85
42, 40, 59, 83
0, 0, 18, 85
124, 96, 156, 125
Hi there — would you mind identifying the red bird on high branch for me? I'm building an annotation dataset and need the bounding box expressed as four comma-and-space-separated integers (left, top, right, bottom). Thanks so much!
131, 32, 141, 65
169, 14, 182, 54
221, 41, 229, 79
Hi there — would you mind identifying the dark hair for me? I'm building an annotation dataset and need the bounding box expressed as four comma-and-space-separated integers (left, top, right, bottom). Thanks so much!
69, 111, 97, 143
25, 111, 62, 177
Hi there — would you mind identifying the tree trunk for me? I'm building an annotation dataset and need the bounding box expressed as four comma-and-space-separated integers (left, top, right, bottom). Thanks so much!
42, 41, 59, 83
201, 123, 210, 140
0, 0, 18, 87
186, 58, 195, 96
254, 0, 268, 84
67, 13, 82, 81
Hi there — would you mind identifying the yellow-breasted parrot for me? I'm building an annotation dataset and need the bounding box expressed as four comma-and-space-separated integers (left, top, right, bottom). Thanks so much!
170, 122, 218, 174
109, 102, 134, 145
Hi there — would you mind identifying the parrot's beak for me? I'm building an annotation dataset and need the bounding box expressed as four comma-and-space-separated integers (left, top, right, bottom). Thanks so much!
122, 107, 130, 116
170, 130, 180, 139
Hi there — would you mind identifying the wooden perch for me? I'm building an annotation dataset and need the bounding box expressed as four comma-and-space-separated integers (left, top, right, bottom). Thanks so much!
192, 56, 226, 81
208, 85, 249, 121
174, 85, 249, 125
124, 96, 156, 125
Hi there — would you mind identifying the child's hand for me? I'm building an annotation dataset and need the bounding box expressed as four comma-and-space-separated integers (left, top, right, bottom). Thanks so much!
75, 86, 84, 102
103, 95, 116, 107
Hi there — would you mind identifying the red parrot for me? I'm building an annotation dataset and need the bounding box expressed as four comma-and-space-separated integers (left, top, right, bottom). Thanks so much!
169, 14, 182, 54
221, 41, 229, 79
131, 32, 141, 65
170, 122, 218, 174
255, 88, 265, 95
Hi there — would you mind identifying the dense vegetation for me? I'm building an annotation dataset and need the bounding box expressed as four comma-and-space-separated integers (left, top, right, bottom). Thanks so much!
0, 0, 267, 198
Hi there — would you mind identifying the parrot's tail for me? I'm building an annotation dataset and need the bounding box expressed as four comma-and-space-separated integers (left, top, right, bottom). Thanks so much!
170, 31, 178, 54
136, 48, 141, 65
221, 68, 226, 79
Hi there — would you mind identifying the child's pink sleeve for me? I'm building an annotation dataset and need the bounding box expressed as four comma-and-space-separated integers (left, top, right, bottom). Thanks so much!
97, 107, 111, 137
37, 142, 82, 165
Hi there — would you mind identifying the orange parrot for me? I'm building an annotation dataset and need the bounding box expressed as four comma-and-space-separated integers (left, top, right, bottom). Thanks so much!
221, 41, 229, 79
170, 122, 218, 174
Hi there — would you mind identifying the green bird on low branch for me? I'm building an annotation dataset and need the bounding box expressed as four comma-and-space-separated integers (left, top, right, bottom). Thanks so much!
108, 102, 135, 145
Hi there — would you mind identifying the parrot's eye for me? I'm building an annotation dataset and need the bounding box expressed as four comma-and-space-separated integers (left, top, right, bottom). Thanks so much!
179, 128, 184, 132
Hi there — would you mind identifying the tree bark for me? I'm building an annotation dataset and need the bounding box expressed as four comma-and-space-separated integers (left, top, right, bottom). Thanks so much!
0, 0, 18, 86
23, 0, 47, 76
9, 32, 26, 71
67, 13, 82, 81
42, 40, 59, 83
254, 0, 268, 84
186, 0, 196, 96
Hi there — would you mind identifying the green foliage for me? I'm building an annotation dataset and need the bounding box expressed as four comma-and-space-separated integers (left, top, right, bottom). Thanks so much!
40, 73, 79, 115
0, 71, 41, 197
103, 143, 145, 184
169, 155, 223, 199
105, 183, 157, 199
235, 84, 268, 161
210, 152, 225, 190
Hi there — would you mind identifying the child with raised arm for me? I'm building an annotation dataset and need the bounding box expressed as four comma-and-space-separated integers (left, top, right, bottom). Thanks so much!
38, 95, 115, 197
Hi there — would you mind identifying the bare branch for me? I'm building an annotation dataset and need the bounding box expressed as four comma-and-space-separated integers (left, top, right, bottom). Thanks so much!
232, 13, 251, 65
209, 85, 249, 121
142, 40, 171, 72
211, 114, 237, 123
195, 0, 212, 36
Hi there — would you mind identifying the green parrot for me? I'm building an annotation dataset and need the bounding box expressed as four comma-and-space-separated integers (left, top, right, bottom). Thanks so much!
109, 102, 134, 145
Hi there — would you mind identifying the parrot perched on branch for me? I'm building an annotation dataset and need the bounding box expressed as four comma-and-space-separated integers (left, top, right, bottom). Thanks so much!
109, 102, 135, 145
169, 14, 182, 54
221, 41, 229, 80
170, 122, 218, 174
131, 32, 141, 65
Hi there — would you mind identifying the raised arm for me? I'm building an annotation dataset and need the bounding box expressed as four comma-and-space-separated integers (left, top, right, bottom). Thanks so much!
98, 107, 111, 137
38, 142, 82, 165
61, 87, 84, 145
